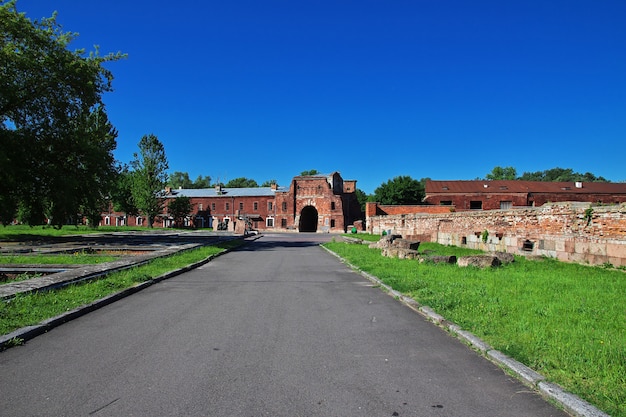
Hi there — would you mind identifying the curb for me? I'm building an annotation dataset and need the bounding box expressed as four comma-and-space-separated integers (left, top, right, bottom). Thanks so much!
0, 234, 262, 351
320, 245, 610, 417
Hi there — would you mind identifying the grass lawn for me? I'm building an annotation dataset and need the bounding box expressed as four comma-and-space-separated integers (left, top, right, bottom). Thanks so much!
0, 225, 150, 240
326, 238, 625, 417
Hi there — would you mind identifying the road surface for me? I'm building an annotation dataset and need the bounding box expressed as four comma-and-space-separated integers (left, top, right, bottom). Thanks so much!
0, 233, 567, 416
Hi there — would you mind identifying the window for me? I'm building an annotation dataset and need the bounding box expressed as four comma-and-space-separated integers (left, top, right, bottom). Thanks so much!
136, 216, 143, 226
268, 202, 273, 211
330, 219, 335, 227
239, 202, 244, 210
500, 201, 512, 210
331, 202, 336, 210
282, 202, 287, 211
253, 202, 258, 211
105, 216, 110, 226
198, 203, 203, 211
211, 203, 216, 211
470, 201, 483, 210
225, 202, 229, 211
281, 218, 287, 227
440, 201, 452, 206
266, 217, 274, 227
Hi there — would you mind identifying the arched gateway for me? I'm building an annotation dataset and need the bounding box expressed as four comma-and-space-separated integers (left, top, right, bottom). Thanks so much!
298, 206, 318, 232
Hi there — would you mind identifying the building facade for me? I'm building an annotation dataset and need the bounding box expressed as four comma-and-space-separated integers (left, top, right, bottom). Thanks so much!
102, 172, 362, 233
423, 180, 626, 211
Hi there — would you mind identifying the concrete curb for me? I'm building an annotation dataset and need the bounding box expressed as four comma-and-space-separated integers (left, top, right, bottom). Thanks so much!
0, 234, 262, 351
320, 244, 610, 417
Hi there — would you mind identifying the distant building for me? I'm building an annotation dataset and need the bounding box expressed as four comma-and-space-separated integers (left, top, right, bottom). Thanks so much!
102, 171, 362, 232
423, 180, 626, 210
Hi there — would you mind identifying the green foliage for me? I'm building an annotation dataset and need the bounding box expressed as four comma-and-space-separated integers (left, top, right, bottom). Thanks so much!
354, 188, 368, 213
130, 134, 169, 227
300, 169, 320, 176
518, 167, 609, 182
261, 179, 278, 187
110, 164, 138, 215
481, 229, 489, 243
373, 175, 425, 205
225, 177, 258, 188
484, 166, 610, 183
0, 1, 124, 226
167, 196, 193, 227
584, 207, 594, 225
168, 172, 212, 189
485, 166, 517, 180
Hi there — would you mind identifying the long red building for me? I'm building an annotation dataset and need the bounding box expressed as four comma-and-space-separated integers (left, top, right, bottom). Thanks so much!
102, 172, 362, 233
423, 180, 626, 210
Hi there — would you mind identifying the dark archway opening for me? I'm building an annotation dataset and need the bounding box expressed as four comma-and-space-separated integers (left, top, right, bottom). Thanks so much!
299, 206, 318, 232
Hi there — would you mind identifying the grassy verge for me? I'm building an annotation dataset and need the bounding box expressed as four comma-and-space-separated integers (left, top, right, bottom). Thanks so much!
325, 239, 625, 417
0, 253, 120, 265
0, 225, 150, 240
0, 240, 243, 337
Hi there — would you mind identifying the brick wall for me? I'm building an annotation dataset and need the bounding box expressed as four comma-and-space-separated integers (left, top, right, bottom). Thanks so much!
366, 202, 626, 267
365, 202, 453, 217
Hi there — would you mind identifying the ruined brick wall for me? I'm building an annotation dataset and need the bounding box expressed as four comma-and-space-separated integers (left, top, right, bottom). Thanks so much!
365, 202, 453, 217
367, 202, 626, 266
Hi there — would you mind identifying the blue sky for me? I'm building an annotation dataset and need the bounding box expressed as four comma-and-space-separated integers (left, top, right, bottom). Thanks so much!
15, 0, 626, 193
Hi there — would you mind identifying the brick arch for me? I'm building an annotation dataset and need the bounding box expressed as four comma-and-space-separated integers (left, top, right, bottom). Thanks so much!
299, 206, 318, 232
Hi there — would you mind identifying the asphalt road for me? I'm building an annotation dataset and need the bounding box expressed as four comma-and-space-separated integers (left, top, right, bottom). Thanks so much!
0, 233, 568, 417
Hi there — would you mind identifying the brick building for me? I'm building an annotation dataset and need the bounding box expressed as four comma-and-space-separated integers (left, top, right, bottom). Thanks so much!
103, 171, 362, 233
423, 180, 626, 211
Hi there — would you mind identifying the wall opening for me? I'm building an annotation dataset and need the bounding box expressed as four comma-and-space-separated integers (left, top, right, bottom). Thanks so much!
299, 206, 318, 232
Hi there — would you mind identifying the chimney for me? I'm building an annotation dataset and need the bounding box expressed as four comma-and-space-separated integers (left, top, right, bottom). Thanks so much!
215, 184, 222, 195
271, 183, 278, 190
575, 182, 583, 188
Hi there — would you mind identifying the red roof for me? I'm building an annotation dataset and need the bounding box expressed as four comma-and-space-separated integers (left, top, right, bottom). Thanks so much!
425, 180, 626, 195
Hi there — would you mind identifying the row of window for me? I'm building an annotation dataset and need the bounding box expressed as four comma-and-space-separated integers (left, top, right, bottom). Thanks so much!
196, 201, 337, 213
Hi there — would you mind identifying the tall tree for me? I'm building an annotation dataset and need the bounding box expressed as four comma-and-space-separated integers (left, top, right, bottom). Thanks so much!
167, 196, 193, 228
373, 176, 425, 205
0, 1, 124, 226
131, 134, 169, 227
168, 171, 193, 189
110, 164, 138, 216
193, 175, 212, 188
225, 177, 258, 188
485, 166, 517, 180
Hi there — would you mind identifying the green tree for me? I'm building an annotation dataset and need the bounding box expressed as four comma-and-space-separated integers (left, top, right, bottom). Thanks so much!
373, 176, 424, 205
167, 196, 193, 228
131, 134, 169, 228
225, 177, 258, 188
261, 179, 278, 187
192, 175, 211, 188
518, 167, 608, 182
485, 166, 517, 180
355, 188, 368, 214
300, 169, 320, 176
0, 1, 124, 226
110, 164, 138, 216
168, 171, 193, 189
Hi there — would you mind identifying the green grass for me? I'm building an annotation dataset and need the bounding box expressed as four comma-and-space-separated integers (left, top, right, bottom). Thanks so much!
0, 224, 150, 240
324, 240, 626, 417
0, 252, 119, 265
0, 240, 243, 337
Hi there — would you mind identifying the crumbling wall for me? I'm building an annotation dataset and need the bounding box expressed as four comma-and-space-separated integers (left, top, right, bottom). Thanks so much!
366, 202, 626, 266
